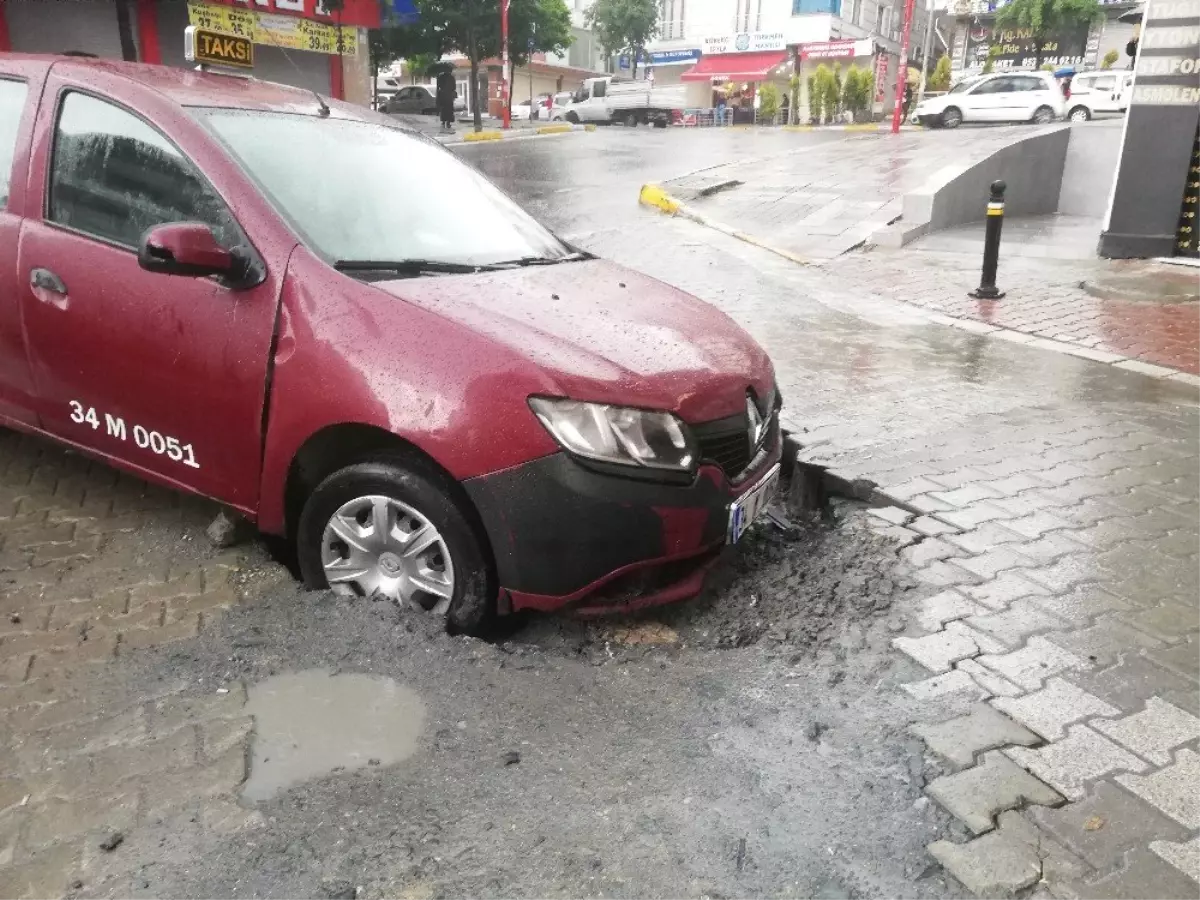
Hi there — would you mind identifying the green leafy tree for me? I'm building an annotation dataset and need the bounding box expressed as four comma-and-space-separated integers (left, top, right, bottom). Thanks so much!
584, 0, 659, 79
508, 0, 574, 113
1101, 48, 1118, 68
840, 65, 873, 121
789, 73, 801, 125
411, 0, 499, 131
994, 0, 1103, 67
982, 45, 1001, 74
806, 74, 819, 123
406, 53, 437, 82
929, 55, 952, 91
819, 65, 840, 121
757, 82, 780, 122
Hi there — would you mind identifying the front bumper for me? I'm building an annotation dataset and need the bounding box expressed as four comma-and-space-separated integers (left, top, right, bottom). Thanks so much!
463, 431, 783, 615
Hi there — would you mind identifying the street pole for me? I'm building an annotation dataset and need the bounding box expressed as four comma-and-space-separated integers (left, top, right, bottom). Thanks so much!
501, 0, 511, 129
891, 0, 917, 133
915, 0, 936, 107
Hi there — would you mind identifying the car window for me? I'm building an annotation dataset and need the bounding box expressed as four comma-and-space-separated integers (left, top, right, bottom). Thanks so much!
48, 91, 237, 250
1092, 75, 1116, 91
1010, 76, 1044, 92
0, 79, 28, 208
972, 78, 1011, 94
593, 80, 607, 98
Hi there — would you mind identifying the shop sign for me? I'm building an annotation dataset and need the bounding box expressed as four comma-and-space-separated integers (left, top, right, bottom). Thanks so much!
799, 39, 858, 59
618, 48, 701, 68
201, 0, 380, 28
873, 53, 889, 101
186, 26, 255, 68
187, 1, 357, 55
964, 23, 1089, 68
702, 31, 787, 54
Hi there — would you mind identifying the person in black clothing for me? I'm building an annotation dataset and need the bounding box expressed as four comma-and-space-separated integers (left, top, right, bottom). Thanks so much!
435, 70, 457, 132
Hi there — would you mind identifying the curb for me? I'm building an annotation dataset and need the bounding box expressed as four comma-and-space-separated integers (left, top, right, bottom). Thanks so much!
637, 182, 811, 266
462, 130, 504, 142
783, 124, 922, 133
452, 123, 594, 144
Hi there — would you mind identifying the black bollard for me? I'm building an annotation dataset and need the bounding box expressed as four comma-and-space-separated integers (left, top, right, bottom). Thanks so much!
969, 180, 1007, 300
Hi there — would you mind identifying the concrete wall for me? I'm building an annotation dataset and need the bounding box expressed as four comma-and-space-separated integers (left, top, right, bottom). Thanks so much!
1058, 121, 1123, 218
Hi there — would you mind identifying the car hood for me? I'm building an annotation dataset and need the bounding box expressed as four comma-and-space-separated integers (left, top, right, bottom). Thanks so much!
370, 259, 774, 423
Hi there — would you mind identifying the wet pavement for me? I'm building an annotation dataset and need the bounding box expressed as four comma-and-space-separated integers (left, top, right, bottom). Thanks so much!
457, 129, 1200, 897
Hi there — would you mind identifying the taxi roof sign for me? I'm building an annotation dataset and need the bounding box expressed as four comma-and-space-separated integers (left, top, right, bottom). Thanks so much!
184, 26, 255, 70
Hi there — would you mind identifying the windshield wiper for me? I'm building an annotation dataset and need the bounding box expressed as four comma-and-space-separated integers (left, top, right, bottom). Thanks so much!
493, 251, 591, 267
333, 259, 500, 276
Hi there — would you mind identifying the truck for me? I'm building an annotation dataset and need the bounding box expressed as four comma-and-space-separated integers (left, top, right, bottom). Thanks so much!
561, 76, 687, 128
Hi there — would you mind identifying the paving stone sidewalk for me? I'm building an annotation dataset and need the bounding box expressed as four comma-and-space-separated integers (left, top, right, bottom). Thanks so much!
0, 432, 279, 899
825, 246, 1200, 377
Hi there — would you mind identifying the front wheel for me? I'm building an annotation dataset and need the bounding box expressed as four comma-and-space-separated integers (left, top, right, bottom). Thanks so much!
623, 111, 639, 127
1032, 105, 1055, 124
297, 457, 495, 635
1067, 105, 1090, 123
565, 110, 580, 124
941, 106, 963, 129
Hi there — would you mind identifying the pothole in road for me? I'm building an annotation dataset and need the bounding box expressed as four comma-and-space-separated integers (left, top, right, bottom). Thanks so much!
242, 668, 426, 802
512, 500, 917, 659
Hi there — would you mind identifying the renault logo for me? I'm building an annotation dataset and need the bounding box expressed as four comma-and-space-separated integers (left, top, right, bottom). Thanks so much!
747, 396, 765, 449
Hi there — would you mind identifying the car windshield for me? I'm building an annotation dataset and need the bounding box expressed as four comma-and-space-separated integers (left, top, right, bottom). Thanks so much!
197, 109, 571, 267
948, 78, 979, 94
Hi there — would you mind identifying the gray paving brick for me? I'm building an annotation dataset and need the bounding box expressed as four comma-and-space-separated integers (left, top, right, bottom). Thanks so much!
1006, 725, 1151, 801
911, 702, 1039, 769
1029, 586, 1133, 625
930, 484, 1004, 508
929, 810, 1087, 897
945, 522, 1028, 554
901, 669, 987, 701
1148, 639, 1200, 683
1030, 781, 1192, 870
893, 622, 1006, 674
1120, 602, 1200, 644
966, 571, 1051, 612
914, 559, 985, 589
952, 546, 1038, 581
1024, 556, 1103, 593
867, 505, 913, 526
958, 658, 1025, 698
1059, 847, 1200, 900
967, 600, 1070, 648
1004, 532, 1092, 565
915, 589, 988, 633
1115, 748, 1200, 828
978, 636, 1092, 691
993, 677, 1119, 741
1094, 698, 1200, 766
1150, 836, 1200, 884
1047, 619, 1164, 667
927, 750, 1064, 834
938, 502, 1019, 531
909, 515, 960, 537
902, 537, 962, 568
1067, 654, 1198, 714
886, 476, 951, 501
980, 473, 1053, 497
907, 493, 957, 515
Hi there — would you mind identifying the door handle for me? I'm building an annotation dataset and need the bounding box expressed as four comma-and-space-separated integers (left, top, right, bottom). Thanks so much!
29, 267, 69, 310
30, 268, 67, 294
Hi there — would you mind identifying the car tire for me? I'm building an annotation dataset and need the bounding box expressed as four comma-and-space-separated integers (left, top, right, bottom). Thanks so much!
565, 110, 579, 124
1032, 105, 1055, 124
1068, 105, 1091, 122
623, 111, 639, 127
297, 455, 496, 636
421, 107, 437, 116
941, 106, 963, 129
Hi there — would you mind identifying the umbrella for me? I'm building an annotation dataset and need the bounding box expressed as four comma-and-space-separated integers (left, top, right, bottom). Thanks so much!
1118, 6, 1143, 23
425, 60, 454, 76
1054, 66, 1076, 77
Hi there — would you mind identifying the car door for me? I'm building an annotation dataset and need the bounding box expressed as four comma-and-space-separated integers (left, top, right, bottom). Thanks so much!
961, 77, 1010, 121
0, 62, 47, 427
17, 83, 283, 514
1089, 74, 1118, 112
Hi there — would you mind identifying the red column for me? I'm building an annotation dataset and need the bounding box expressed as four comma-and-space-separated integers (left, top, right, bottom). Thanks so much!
0, 1, 12, 54
329, 54, 345, 100
136, 0, 162, 64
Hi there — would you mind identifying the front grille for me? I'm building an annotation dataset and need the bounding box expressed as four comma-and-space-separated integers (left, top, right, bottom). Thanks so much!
693, 393, 779, 481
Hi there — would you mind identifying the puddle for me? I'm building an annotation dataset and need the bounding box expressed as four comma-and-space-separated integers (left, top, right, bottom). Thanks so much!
242, 668, 426, 802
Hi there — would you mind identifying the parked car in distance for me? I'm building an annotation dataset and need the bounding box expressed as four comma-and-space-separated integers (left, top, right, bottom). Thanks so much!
913, 71, 1065, 128
1065, 70, 1134, 121
0, 55, 782, 635
549, 91, 575, 120
383, 84, 438, 115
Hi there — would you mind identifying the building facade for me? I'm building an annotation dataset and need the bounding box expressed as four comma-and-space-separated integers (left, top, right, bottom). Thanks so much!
637, 0, 937, 120
0, 0, 378, 104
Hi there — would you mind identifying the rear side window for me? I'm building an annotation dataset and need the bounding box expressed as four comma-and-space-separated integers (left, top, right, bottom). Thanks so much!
48, 91, 236, 249
0, 79, 29, 208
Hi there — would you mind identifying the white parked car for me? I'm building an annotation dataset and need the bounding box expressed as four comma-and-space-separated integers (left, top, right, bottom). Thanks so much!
549, 91, 576, 120
913, 71, 1066, 128
1065, 70, 1134, 121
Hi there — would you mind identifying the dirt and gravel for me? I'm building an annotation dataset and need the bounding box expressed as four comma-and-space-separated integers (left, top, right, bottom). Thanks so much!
98, 499, 973, 900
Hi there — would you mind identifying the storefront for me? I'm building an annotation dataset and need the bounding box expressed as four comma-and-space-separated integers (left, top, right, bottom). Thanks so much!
680, 32, 792, 121
0, 0, 377, 104
795, 38, 879, 121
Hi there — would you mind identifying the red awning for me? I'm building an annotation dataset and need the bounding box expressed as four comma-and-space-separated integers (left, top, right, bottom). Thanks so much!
680, 50, 791, 83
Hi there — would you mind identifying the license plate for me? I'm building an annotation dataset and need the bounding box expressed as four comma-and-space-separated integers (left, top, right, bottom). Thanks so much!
727, 463, 781, 544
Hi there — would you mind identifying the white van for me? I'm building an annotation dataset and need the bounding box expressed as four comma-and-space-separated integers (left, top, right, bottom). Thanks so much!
1065, 70, 1134, 121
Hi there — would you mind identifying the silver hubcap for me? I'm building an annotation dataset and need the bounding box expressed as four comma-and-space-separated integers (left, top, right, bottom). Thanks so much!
1070, 109, 1087, 121
320, 495, 455, 614
1036, 110, 1051, 123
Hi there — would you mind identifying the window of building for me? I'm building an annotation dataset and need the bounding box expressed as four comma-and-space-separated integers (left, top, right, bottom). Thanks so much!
794, 0, 841, 13
0, 79, 28, 208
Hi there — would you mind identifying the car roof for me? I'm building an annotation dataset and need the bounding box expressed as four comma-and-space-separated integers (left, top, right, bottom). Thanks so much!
1, 53, 362, 114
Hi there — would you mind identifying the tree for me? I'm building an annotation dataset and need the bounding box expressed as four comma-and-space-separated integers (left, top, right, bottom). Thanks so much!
929, 55, 952, 91
507, 0, 574, 113
841, 65, 873, 122
788, 73, 801, 125
982, 45, 1001, 74
807, 74, 821, 123
584, 0, 659, 79
994, 0, 1102, 68
1101, 48, 1119, 68
411, 0, 496, 131
115, 0, 137, 61
758, 83, 780, 123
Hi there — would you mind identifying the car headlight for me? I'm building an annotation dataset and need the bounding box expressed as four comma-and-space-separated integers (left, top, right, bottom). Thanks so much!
529, 397, 695, 472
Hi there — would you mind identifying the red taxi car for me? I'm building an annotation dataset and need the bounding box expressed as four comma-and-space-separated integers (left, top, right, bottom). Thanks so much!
0, 56, 782, 633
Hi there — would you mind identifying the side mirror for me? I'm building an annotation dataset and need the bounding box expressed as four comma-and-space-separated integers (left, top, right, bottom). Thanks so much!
138, 222, 236, 279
